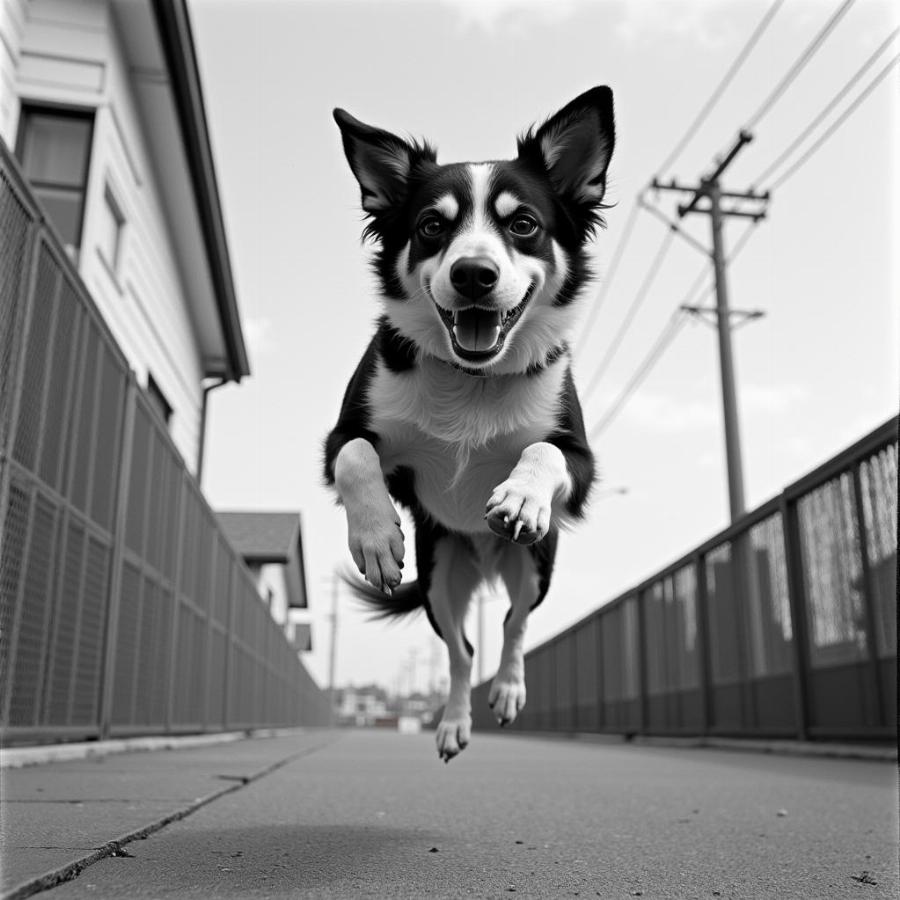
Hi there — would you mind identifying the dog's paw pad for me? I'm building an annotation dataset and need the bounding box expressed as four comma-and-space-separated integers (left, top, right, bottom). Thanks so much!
435, 717, 471, 762
485, 484, 551, 545
488, 679, 526, 727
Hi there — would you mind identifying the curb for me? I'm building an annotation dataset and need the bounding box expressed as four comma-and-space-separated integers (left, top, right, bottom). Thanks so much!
0, 727, 310, 770
629, 734, 898, 762
499, 730, 897, 762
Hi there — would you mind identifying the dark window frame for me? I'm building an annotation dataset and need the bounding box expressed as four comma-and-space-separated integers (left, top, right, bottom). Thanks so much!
99, 181, 126, 273
146, 373, 174, 427
14, 102, 96, 251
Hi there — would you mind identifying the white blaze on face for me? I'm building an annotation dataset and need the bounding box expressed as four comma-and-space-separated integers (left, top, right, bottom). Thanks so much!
433, 193, 459, 222
494, 191, 521, 219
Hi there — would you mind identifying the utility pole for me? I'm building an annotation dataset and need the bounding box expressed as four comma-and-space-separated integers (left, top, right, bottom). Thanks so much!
328, 571, 339, 726
652, 131, 769, 523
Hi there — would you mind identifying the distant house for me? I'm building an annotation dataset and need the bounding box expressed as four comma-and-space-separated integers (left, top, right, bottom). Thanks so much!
217, 511, 312, 650
0, 0, 250, 477
335, 685, 390, 727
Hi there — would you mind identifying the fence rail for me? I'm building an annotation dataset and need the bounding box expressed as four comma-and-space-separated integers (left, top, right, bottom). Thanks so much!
472, 419, 897, 741
0, 140, 330, 745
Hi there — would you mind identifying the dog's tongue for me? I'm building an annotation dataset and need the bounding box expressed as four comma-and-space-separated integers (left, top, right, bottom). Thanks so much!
453, 309, 501, 352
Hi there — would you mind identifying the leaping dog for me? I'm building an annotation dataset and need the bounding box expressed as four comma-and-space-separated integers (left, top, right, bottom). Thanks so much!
325, 87, 615, 761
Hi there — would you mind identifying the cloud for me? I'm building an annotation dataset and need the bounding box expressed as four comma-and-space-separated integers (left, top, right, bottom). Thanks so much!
438, 0, 580, 33
613, 0, 735, 50
741, 383, 810, 415
242, 315, 274, 360
602, 388, 719, 433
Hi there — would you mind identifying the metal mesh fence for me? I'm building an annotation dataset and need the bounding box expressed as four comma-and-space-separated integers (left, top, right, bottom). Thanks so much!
469, 418, 897, 740
0, 140, 330, 744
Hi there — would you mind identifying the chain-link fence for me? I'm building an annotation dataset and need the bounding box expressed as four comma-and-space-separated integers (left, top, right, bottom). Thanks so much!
472, 418, 897, 742
0, 140, 330, 745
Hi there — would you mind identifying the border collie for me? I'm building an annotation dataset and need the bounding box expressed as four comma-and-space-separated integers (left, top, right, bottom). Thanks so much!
325, 88, 615, 761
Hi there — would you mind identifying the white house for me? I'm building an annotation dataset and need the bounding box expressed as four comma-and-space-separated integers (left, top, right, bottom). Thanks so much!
217, 511, 313, 652
0, 0, 250, 476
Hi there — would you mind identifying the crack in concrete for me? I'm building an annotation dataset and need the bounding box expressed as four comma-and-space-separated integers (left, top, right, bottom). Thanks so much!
1, 738, 338, 900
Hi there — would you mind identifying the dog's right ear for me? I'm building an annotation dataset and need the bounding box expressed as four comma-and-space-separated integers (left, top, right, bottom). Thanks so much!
334, 109, 425, 215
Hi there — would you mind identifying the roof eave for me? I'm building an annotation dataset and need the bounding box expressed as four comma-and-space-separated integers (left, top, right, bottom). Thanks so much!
150, 0, 250, 381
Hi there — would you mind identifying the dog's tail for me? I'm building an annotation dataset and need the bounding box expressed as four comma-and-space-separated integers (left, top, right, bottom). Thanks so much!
339, 567, 426, 620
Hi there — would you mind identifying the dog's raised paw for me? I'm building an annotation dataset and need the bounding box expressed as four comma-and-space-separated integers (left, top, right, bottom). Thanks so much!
485, 482, 551, 545
488, 677, 526, 726
435, 716, 471, 763
346, 501, 405, 592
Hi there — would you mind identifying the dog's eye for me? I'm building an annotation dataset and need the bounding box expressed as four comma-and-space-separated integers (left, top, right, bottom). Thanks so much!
418, 216, 445, 238
509, 215, 539, 237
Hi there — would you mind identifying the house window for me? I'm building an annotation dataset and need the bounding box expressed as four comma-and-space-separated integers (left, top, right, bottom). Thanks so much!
146, 374, 173, 427
97, 183, 125, 274
16, 106, 94, 252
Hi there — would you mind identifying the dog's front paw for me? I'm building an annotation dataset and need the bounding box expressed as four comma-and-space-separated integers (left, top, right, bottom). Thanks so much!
346, 500, 405, 593
485, 480, 552, 545
488, 677, 526, 727
435, 715, 471, 763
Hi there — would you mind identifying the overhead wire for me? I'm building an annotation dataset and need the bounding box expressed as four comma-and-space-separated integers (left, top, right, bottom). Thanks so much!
582, 0, 871, 441
743, 0, 858, 131
766, 50, 900, 191
580, 225, 677, 405
752, 26, 900, 187
584, 217, 762, 440
576, 200, 642, 358
654, 0, 786, 179
587, 311, 690, 442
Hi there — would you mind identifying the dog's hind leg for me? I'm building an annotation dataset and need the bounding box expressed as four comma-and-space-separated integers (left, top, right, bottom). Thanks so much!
490, 530, 558, 726
428, 534, 481, 762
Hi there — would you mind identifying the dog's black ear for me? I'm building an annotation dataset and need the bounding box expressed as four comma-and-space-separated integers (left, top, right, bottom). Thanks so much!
519, 87, 615, 207
334, 108, 427, 215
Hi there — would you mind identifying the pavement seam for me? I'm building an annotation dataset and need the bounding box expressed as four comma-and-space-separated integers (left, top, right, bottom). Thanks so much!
1, 739, 337, 900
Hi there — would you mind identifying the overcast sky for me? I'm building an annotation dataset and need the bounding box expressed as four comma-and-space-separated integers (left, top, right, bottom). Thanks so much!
190, 0, 898, 693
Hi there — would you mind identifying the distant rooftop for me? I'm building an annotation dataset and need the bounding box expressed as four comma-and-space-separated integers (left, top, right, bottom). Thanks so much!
217, 511, 301, 563
217, 510, 308, 610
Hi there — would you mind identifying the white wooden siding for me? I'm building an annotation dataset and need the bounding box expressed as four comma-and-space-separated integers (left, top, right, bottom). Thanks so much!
6, 0, 206, 472
0, 0, 26, 144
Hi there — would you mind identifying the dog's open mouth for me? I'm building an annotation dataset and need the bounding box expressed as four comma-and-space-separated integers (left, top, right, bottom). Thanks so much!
434, 284, 534, 363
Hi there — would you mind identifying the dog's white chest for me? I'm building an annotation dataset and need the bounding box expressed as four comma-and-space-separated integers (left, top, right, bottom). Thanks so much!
369, 359, 564, 533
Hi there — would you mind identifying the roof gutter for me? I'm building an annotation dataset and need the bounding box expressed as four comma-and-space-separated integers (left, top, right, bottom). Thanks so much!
196, 376, 227, 486
149, 0, 250, 381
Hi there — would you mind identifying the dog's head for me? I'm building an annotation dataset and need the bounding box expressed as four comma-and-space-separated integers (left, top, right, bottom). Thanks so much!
334, 87, 615, 375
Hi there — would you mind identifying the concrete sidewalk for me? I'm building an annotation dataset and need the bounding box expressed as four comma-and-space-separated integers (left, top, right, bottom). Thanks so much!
2, 729, 898, 899
0, 729, 337, 899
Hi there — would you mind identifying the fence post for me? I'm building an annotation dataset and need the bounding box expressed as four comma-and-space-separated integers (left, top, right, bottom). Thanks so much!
165, 471, 188, 733
694, 551, 713, 736
780, 492, 811, 740
0, 217, 41, 729
205, 533, 219, 730
850, 464, 885, 726
98, 377, 137, 740
636, 590, 648, 735
222, 558, 236, 730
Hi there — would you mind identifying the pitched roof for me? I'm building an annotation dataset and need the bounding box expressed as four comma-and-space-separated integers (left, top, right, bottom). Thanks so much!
217, 511, 301, 562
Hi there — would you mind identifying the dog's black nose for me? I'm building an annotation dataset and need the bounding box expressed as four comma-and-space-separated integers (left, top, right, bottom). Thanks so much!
450, 257, 499, 300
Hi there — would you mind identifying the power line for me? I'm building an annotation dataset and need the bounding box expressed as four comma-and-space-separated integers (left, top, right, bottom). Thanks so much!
587, 311, 690, 442
766, 50, 900, 191
655, 0, 785, 179
744, 0, 858, 131
752, 27, 900, 187
586, 218, 764, 481
576, 199, 642, 358
580, 225, 677, 404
